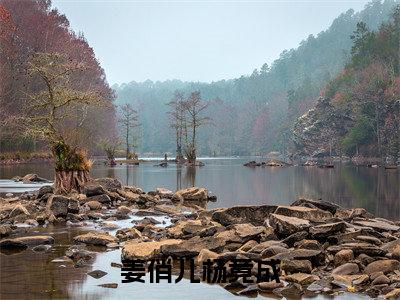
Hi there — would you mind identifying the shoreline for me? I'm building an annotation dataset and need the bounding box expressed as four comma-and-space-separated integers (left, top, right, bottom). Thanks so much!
0, 178, 399, 299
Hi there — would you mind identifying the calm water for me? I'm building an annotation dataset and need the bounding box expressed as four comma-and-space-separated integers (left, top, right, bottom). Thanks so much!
0, 157, 398, 299
1, 157, 399, 219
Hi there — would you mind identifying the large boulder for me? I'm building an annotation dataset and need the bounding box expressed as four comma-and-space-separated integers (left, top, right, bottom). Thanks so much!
291, 198, 340, 214
93, 178, 122, 192
309, 222, 346, 238
74, 232, 118, 246
0, 235, 54, 249
268, 213, 310, 237
122, 239, 182, 260
212, 205, 277, 226
172, 187, 208, 202
353, 220, 400, 232
270, 249, 325, 267
82, 183, 106, 197
85, 194, 111, 204
364, 260, 400, 275
274, 206, 332, 222
46, 195, 70, 217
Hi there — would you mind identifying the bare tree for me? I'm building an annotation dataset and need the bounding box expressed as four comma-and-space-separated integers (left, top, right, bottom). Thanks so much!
167, 91, 186, 162
118, 103, 139, 159
183, 91, 210, 163
25, 52, 108, 193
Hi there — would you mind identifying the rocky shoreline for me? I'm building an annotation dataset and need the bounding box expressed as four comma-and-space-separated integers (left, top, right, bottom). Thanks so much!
1, 177, 400, 299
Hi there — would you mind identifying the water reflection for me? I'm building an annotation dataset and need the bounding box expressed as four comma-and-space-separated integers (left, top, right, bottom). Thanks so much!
0, 158, 399, 219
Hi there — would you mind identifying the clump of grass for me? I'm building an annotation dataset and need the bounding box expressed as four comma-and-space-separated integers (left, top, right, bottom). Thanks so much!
52, 140, 91, 171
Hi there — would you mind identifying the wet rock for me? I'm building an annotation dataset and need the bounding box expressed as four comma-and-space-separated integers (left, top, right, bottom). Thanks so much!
196, 249, 219, 264
0, 224, 13, 237
32, 244, 52, 252
285, 273, 320, 285
111, 262, 123, 268
211, 205, 277, 226
37, 185, 54, 198
365, 260, 400, 275
98, 283, 118, 288
334, 249, 354, 267
294, 239, 320, 250
282, 231, 308, 247
8, 204, 30, 218
172, 187, 208, 202
309, 221, 346, 238
101, 222, 119, 230
0, 235, 54, 249
248, 241, 286, 254
355, 235, 382, 245
86, 194, 111, 204
74, 232, 118, 246
244, 161, 261, 167
230, 223, 265, 241
258, 281, 283, 291
271, 249, 325, 266
307, 277, 333, 293
85, 200, 102, 210
116, 189, 140, 202
237, 284, 259, 296
353, 220, 400, 232
82, 183, 106, 197
274, 205, 332, 222
116, 228, 142, 241
291, 198, 340, 214
281, 259, 312, 274
268, 213, 310, 237
260, 245, 288, 258
155, 188, 173, 198
385, 288, 400, 299
65, 245, 94, 261
372, 275, 390, 285
88, 269, 108, 279
122, 239, 182, 260
67, 199, 79, 214
93, 177, 122, 192
327, 242, 386, 257
239, 240, 258, 252
273, 282, 303, 297
116, 205, 131, 216
331, 263, 359, 275
21, 174, 50, 183
46, 195, 70, 217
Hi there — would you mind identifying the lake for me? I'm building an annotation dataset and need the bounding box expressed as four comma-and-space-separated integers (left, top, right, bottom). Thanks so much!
0, 157, 398, 299
1, 157, 399, 219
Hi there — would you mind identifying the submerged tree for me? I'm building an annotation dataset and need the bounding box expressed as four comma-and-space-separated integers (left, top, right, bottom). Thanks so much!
25, 52, 109, 193
118, 103, 139, 159
183, 91, 210, 163
99, 136, 121, 166
167, 91, 186, 162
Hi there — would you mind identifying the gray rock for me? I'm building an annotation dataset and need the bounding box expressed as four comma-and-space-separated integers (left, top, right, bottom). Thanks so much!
212, 205, 277, 226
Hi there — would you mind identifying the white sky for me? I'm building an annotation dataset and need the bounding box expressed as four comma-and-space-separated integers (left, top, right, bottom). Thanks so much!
52, 0, 370, 84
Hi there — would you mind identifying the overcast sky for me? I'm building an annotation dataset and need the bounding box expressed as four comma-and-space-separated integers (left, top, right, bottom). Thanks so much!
52, 0, 370, 85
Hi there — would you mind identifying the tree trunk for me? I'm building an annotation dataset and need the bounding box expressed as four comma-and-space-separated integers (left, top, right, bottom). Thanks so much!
54, 170, 90, 194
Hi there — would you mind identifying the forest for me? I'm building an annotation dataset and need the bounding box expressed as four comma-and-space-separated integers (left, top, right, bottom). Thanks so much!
0, 0, 399, 161
113, 0, 399, 157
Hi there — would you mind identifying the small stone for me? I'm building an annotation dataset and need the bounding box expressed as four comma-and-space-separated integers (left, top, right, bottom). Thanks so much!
365, 260, 400, 275
258, 281, 283, 291
372, 275, 390, 285
274, 282, 303, 297
334, 249, 354, 267
332, 263, 359, 275
281, 260, 312, 274
98, 283, 118, 288
88, 269, 108, 279
111, 262, 123, 268
285, 273, 320, 285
